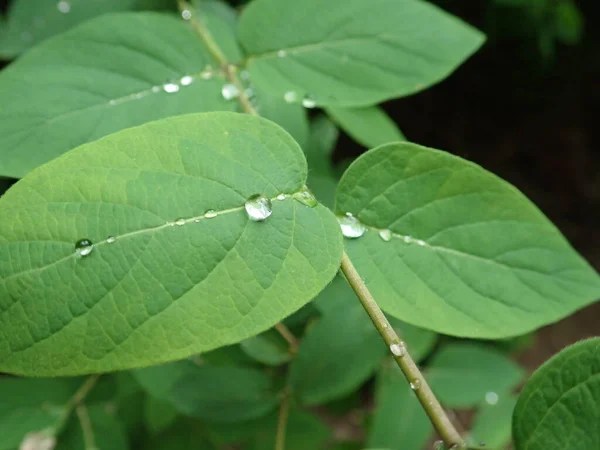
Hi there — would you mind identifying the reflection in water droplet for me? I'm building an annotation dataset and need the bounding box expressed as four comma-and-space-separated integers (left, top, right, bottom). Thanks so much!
204, 209, 217, 219
284, 91, 298, 104
180, 75, 193, 86
107, 236, 116, 244
389, 342, 406, 357
163, 83, 180, 93
276, 194, 286, 201
301, 94, 317, 108
379, 229, 392, 241
292, 187, 318, 208
221, 83, 240, 100
245, 194, 273, 221
57, 1, 71, 13
485, 391, 499, 405
175, 218, 186, 226
337, 213, 366, 238
277, 50, 287, 57
75, 239, 93, 257
181, 9, 192, 20
410, 379, 421, 390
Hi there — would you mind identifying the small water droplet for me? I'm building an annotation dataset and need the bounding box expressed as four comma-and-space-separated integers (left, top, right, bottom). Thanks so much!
151, 86, 160, 93
20, 431, 56, 450
180, 75, 193, 86
276, 194, 286, 201
163, 83, 180, 93
245, 194, 273, 221
200, 71, 213, 80
57, 1, 71, 13
277, 49, 287, 57
181, 9, 192, 20
485, 391, 499, 405
240, 70, 251, 80
389, 342, 406, 357
410, 379, 422, 390
283, 91, 298, 103
403, 235, 413, 244
292, 187, 318, 208
166, 221, 175, 227
301, 94, 317, 108
106, 236, 116, 244
108, 99, 117, 106
175, 218, 186, 226
204, 209, 217, 219
337, 213, 366, 238
75, 239, 93, 257
433, 440, 445, 450
415, 239, 426, 247
221, 83, 240, 100
379, 229, 392, 241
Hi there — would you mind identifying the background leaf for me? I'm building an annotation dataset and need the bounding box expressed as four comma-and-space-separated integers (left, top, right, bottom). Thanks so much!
238, 0, 485, 107
426, 343, 525, 408
513, 337, 600, 450
335, 142, 600, 338
0, 112, 343, 376
56, 405, 129, 450
144, 397, 178, 434
326, 106, 405, 148
240, 329, 292, 366
467, 395, 517, 449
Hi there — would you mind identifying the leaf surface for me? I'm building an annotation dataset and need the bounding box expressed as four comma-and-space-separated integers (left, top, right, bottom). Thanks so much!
327, 106, 405, 148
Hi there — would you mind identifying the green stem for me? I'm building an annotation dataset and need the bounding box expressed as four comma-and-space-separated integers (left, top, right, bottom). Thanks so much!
275, 388, 291, 450
275, 322, 299, 355
340, 252, 465, 449
76, 405, 97, 450
55, 375, 100, 433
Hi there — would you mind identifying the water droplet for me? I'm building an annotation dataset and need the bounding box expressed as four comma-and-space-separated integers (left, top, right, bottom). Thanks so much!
200, 70, 213, 80
292, 187, 318, 208
181, 9, 192, 20
108, 99, 117, 106
106, 236, 116, 244
151, 86, 160, 93
166, 221, 175, 227
245, 194, 273, 221
337, 213, 366, 238
204, 209, 217, 219
389, 342, 406, 357
221, 83, 240, 100
379, 229, 392, 241
283, 91, 298, 103
180, 75, 193, 86
410, 379, 422, 390
75, 239, 93, 257
20, 431, 56, 450
301, 94, 317, 108
175, 218, 186, 226
448, 445, 460, 450
277, 50, 287, 57
403, 235, 413, 244
276, 194, 286, 201
485, 391, 499, 405
57, 1, 71, 13
415, 239, 427, 247
433, 440, 445, 450
240, 70, 251, 80
163, 83, 180, 93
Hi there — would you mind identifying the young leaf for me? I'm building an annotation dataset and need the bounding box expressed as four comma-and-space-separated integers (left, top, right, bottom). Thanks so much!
289, 302, 387, 405
425, 343, 525, 408
513, 337, 600, 450
238, 0, 485, 107
367, 363, 433, 450
327, 106, 406, 148
144, 397, 178, 434
56, 405, 129, 450
467, 395, 517, 449
335, 142, 600, 338
0, 12, 234, 178
0, 112, 343, 376
240, 330, 292, 366
133, 360, 280, 423
0, 0, 174, 59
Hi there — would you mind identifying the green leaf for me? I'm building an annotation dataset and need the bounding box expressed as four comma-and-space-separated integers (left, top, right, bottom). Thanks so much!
367, 363, 432, 450
327, 106, 405, 148
426, 343, 525, 408
0, 12, 235, 178
0, 0, 174, 59
249, 410, 331, 450
290, 299, 387, 405
241, 330, 292, 366
56, 405, 129, 450
513, 337, 600, 450
0, 378, 77, 450
305, 115, 340, 209
145, 419, 213, 450
144, 397, 178, 434
468, 395, 517, 449
0, 112, 343, 376
134, 360, 280, 423
238, 0, 484, 107
554, 0, 584, 45
335, 142, 600, 338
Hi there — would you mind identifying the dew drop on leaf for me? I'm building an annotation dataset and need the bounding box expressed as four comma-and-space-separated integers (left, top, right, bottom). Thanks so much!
379, 229, 392, 241
301, 94, 317, 108
57, 1, 70, 14
75, 239, 93, 257
277, 49, 287, 57
292, 187, 318, 208
180, 75, 193, 86
181, 9, 191, 20
410, 379, 422, 390
337, 213, 366, 238
403, 235, 413, 244
221, 83, 240, 100
163, 83, 179, 93
276, 194, 286, 201
204, 209, 217, 219
485, 391, 499, 405
284, 91, 298, 103
389, 342, 406, 356
245, 194, 273, 221
175, 218, 186, 226
106, 236, 116, 244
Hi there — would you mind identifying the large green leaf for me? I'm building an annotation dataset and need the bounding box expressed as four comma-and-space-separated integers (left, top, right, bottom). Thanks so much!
367, 363, 432, 450
0, 0, 173, 59
335, 142, 600, 338
238, 0, 484, 107
134, 360, 280, 423
0, 112, 343, 376
326, 106, 405, 148
0, 12, 235, 178
513, 337, 600, 450
426, 343, 525, 408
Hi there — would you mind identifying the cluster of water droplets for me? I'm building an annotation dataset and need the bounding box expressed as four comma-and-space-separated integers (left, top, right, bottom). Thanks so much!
337, 213, 429, 247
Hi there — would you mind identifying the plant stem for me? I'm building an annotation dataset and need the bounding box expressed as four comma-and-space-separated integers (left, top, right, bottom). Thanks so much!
56, 375, 100, 433
275, 388, 291, 450
339, 252, 465, 449
275, 322, 299, 354
76, 405, 97, 450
